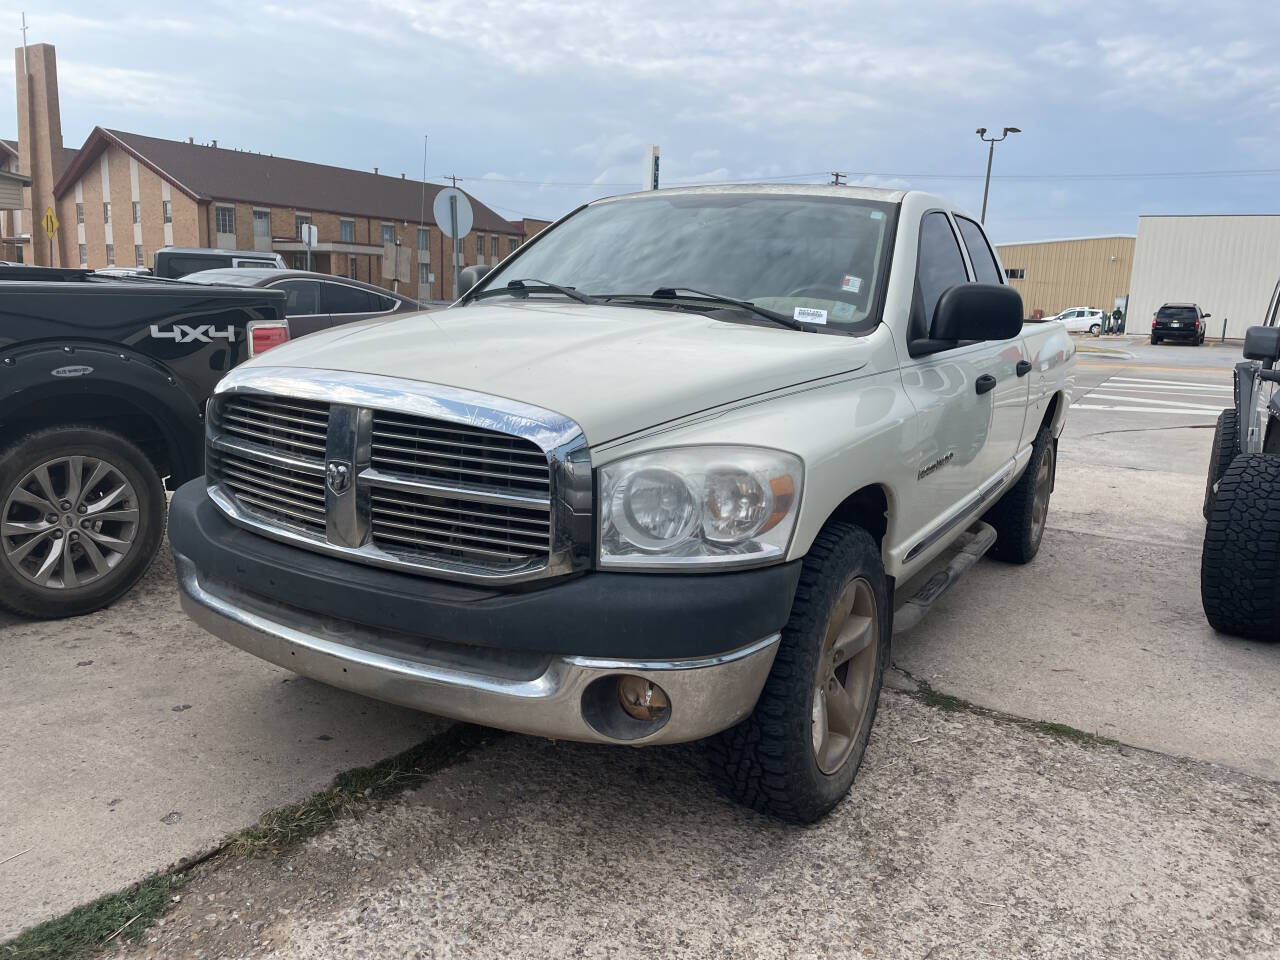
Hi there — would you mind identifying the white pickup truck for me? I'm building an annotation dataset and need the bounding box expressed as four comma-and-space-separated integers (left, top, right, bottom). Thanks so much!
168, 185, 1075, 822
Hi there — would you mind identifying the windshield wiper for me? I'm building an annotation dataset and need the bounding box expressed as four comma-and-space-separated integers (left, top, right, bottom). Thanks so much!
471, 278, 596, 305
603, 287, 804, 331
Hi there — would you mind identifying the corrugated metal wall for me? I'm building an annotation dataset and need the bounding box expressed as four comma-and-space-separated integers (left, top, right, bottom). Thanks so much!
994, 236, 1134, 320
1128, 216, 1280, 340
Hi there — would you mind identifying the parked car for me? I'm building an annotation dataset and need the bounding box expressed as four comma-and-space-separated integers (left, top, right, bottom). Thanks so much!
169, 185, 1075, 823
1048, 306, 1106, 335
0, 265, 287, 619
182, 268, 422, 337
152, 247, 285, 279
1150, 302, 1208, 345
1201, 278, 1280, 638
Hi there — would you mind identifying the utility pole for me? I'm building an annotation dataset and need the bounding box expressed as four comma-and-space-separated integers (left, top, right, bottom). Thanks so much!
830, 172, 847, 186
443, 176, 461, 298
976, 126, 1021, 223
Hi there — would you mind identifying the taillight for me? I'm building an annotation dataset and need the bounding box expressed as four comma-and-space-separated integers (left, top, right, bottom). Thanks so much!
247, 320, 290, 357
1152, 315, 1157, 328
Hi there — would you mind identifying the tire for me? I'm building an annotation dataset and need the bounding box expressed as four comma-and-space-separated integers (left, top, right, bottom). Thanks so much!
707, 521, 890, 824
1201, 454, 1280, 640
0, 426, 165, 619
1202, 408, 1238, 520
1150, 335, 1161, 345
1089, 323, 1101, 336
984, 426, 1054, 564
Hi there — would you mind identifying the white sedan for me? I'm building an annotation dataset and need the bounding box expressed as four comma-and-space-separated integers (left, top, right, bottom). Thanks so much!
1048, 306, 1106, 334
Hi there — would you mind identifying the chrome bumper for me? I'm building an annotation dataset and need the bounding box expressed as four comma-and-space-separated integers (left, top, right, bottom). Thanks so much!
175, 553, 780, 746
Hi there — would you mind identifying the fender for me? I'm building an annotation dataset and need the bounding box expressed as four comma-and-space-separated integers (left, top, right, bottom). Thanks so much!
0, 339, 206, 484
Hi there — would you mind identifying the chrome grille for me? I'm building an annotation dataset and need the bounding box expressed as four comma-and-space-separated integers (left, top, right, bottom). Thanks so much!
219, 395, 329, 459
371, 413, 550, 493
212, 449, 326, 535
370, 487, 550, 567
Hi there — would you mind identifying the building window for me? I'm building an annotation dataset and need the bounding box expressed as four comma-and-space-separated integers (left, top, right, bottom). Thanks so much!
162, 200, 172, 224
349, 255, 357, 278
340, 219, 355, 243
381, 223, 394, 244
418, 227, 429, 250
491, 235, 499, 259
103, 202, 111, 224
1005, 267, 1025, 280
75, 202, 84, 224
294, 214, 311, 240
105, 243, 115, 266
508, 237, 518, 255
215, 205, 235, 234
253, 209, 270, 237
474, 234, 484, 262
135, 244, 144, 266
132, 201, 140, 224
78, 243, 86, 265
418, 262, 430, 287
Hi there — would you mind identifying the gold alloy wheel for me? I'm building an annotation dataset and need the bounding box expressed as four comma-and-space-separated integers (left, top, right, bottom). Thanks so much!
1031, 442, 1054, 546
810, 576, 879, 775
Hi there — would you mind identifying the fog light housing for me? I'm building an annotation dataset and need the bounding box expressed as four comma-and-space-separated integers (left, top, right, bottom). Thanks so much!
617, 675, 670, 722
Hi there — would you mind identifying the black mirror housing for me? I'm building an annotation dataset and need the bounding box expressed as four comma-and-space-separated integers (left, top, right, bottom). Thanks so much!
931, 283, 1024, 342
458, 264, 492, 298
1244, 325, 1280, 363
1202, 312, 1212, 319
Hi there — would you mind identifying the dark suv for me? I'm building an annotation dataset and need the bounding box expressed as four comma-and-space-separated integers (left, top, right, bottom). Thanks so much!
1151, 302, 1209, 345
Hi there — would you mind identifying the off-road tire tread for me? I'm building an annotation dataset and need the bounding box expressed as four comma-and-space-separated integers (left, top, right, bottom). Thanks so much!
1202, 408, 1238, 521
983, 426, 1052, 564
1201, 453, 1280, 640
706, 521, 888, 824
0, 424, 166, 619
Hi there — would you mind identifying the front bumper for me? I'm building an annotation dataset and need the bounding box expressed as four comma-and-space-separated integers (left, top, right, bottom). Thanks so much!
169, 480, 799, 745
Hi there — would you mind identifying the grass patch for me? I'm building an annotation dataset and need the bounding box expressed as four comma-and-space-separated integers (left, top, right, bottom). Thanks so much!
1, 722, 496, 959
1, 872, 185, 959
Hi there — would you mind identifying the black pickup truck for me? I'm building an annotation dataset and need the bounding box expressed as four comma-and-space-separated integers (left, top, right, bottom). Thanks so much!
0, 266, 287, 618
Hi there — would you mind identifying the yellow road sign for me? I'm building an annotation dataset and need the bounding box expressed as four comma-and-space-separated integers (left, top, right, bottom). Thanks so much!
42, 206, 58, 236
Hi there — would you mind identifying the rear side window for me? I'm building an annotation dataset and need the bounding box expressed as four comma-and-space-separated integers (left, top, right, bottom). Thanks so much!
916, 213, 970, 333
955, 216, 1003, 285
164, 255, 230, 277
272, 279, 323, 316
323, 282, 376, 315
1158, 305, 1198, 321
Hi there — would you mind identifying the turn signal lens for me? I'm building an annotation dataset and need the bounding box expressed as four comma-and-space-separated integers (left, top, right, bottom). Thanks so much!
616, 675, 670, 722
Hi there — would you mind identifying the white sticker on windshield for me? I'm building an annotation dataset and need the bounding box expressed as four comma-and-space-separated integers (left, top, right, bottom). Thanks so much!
841, 275, 863, 293
870, 211, 884, 220
794, 307, 827, 325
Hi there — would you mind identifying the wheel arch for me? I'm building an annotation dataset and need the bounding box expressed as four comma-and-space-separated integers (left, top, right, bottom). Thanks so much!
804, 483, 893, 562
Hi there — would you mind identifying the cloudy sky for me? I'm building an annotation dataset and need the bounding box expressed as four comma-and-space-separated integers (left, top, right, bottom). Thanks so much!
4, 0, 1277, 242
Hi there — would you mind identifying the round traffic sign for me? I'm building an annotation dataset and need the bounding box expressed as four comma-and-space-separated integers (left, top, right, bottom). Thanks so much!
432, 187, 474, 239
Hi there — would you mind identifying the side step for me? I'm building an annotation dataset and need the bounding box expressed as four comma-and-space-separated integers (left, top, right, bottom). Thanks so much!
892, 521, 997, 636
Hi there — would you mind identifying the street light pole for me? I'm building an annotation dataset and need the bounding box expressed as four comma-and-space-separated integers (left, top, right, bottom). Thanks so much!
976, 126, 1020, 223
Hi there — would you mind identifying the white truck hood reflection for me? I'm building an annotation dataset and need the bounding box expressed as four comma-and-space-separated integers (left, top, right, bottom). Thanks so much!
251, 300, 871, 444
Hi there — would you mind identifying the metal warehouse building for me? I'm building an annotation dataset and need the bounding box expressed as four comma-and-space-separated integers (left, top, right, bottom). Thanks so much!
994, 235, 1135, 320
1128, 215, 1280, 340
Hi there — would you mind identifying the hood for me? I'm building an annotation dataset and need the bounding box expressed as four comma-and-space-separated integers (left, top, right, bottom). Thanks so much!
253, 301, 870, 444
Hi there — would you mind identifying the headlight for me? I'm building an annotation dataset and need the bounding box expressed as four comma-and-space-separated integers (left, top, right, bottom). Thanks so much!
599, 446, 802, 569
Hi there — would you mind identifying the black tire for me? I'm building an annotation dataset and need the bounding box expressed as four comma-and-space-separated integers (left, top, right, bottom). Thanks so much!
983, 426, 1054, 564
1201, 454, 1280, 640
1089, 323, 1101, 336
0, 426, 165, 619
1150, 335, 1161, 345
1202, 408, 1238, 521
707, 522, 890, 824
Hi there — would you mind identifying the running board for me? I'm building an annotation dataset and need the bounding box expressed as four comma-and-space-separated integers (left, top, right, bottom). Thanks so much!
893, 522, 998, 636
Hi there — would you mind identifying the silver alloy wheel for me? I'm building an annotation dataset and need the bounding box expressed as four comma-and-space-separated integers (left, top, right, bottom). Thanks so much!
810, 576, 879, 775
2, 456, 140, 590
1030, 443, 1054, 546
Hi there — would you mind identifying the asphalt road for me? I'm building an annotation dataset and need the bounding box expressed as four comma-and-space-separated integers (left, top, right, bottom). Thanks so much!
2, 334, 1277, 954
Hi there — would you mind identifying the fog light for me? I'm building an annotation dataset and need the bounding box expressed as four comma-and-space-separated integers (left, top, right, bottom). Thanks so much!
616, 675, 670, 722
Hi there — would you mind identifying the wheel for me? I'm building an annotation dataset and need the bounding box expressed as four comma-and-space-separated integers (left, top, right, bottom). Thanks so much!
707, 522, 889, 823
1089, 323, 1101, 336
984, 426, 1054, 564
1202, 408, 1238, 520
1201, 454, 1280, 640
0, 426, 165, 619
1150, 335, 1161, 345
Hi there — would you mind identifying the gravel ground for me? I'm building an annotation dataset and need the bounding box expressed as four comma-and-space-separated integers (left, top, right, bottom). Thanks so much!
123, 691, 1280, 959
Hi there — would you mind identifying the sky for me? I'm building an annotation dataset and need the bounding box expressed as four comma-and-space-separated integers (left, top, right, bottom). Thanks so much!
4, 0, 1278, 243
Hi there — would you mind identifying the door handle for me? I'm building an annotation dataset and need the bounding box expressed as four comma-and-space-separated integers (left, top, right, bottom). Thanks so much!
1016, 360, 1033, 377
976, 374, 997, 395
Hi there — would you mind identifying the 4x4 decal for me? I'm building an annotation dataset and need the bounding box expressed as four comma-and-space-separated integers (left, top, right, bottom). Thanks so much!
149, 323, 236, 343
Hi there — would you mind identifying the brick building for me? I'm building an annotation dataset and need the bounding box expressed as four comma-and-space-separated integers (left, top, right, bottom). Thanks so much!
7, 42, 541, 301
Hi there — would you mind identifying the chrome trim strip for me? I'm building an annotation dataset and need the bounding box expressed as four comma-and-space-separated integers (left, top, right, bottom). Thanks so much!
359, 467, 551, 511
210, 435, 325, 476
905, 460, 1016, 562
175, 552, 778, 746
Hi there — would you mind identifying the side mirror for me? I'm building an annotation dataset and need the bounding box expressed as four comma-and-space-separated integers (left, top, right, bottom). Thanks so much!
458, 264, 492, 297
1243, 325, 1280, 363
1202, 312, 1212, 319
931, 283, 1025, 342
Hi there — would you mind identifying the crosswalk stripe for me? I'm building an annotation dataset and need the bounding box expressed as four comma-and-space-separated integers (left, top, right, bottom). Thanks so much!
1093, 384, 1232, 396
1085, 393, 1226, 411
1106, 376, 1231, 390
1073, 404, 1218, 415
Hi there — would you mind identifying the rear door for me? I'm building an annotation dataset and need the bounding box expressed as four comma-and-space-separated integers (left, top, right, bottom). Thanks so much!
321, 280, 397, 329
268, 278, 329, 337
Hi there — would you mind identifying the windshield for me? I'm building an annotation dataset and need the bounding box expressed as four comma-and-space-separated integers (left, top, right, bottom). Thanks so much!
477, 193, 896, 331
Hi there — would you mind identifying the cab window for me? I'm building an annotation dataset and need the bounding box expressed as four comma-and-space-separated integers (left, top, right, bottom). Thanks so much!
271, 279, 323, 316
913, 212, 970, 339
954, 216, 1003, 285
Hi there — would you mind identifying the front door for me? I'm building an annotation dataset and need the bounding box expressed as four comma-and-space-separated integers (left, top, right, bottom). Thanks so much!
269, 278, 330, 338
